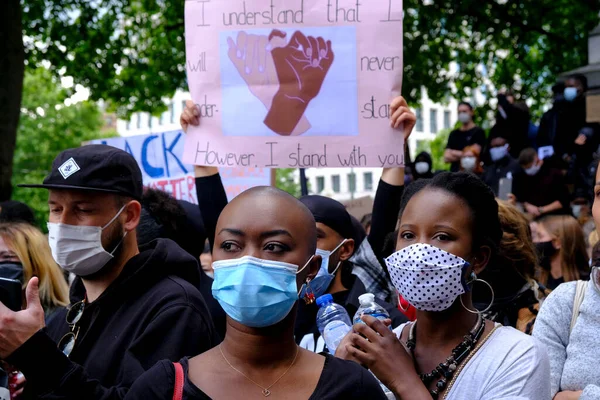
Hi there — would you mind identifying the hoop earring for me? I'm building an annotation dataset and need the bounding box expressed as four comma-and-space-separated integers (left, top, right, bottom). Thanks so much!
301, 279, 316, 305
460, 272, 495, 314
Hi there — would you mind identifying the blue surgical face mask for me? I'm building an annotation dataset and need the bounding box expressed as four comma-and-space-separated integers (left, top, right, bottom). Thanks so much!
490, 144, 509, 162
572, 204, 583, 218
301, 239, 347, 299
211, 255, 312, 328
564, 87, 578, 102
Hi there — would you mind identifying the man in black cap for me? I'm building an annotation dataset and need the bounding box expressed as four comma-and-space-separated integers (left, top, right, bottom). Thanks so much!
0, 145, 219, 399
295, 195, 405, 353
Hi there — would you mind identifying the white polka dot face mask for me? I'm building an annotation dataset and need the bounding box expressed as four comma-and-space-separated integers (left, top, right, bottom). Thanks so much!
385, 243, 470, 312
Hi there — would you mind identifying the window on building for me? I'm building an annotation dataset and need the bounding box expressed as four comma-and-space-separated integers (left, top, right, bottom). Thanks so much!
430, 109, 438, 134
169, 103, 175, 124
364, 172, 373, 191
126, 120, 131, 130
136, 114, 141, 129
444, 110, 451, 130
332, 175, 341, 193
415, 108, 423, 132
159, 113, 164, 126
348, 173, 356, 193
316, 177, 325, 193
148, 115, 153, 129
182, 100, 187, 115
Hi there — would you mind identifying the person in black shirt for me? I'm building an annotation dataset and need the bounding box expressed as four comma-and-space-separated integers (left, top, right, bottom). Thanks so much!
490, 91, 530, 158
531, 215, 589, 290
511, 148, 570, 217
179, 98, 409, 355
125, 187, 387, 400
0, 146, 219, 399
482, 134, 521, 195
295, 195, 406, 353
444, 102, 486, 172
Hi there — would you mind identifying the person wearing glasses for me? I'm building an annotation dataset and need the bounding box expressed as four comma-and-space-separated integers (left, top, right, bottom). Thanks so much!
125, 186, 388, 399
0, 145, 219, 399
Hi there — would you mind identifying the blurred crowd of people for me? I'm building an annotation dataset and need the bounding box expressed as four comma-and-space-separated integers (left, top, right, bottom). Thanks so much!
0, 90, 598, 400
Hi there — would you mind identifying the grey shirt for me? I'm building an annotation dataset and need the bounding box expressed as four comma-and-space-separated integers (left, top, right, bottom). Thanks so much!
533, 281, 600, 399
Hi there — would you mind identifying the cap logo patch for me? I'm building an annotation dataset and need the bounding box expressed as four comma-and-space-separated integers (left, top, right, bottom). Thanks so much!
58, 157, 81, 179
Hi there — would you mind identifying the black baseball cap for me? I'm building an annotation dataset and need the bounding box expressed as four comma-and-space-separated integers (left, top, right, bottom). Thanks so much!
19, 145, 143, 200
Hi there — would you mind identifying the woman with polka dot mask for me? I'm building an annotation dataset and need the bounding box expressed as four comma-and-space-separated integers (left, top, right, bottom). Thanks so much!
336, 173, 550, 400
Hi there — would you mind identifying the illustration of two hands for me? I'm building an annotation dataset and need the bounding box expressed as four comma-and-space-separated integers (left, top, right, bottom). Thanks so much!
228, 30, 334, 136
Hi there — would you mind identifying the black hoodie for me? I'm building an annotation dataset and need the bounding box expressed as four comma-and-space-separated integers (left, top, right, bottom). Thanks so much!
412, 151, 434, 181
8, 239, 219, 400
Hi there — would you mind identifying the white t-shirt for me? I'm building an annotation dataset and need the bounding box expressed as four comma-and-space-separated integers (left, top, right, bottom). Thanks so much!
393, 324, 551, 400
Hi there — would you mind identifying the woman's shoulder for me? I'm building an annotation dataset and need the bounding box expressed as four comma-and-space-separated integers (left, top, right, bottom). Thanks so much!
314, 354, 387, 399
538, 280, 582, 315
488, 325, 541, 350
452, 326, 547, 385
479, 325, 549, 370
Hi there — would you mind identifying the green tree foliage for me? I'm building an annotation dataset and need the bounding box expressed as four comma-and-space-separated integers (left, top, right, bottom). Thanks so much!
415, 129, 452, 172
11, 68, 110, 227
21, 0, 600, 117
402, 0, 599, 113
22, 0, 186, 117
275, 168, 302, 198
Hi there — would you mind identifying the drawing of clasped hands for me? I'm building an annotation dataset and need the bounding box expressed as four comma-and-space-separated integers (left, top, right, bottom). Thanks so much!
264, 31, 334, 136
227, 31, 310, 136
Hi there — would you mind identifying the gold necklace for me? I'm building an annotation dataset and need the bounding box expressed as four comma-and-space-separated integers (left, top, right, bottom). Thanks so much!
218, 344, 300, 397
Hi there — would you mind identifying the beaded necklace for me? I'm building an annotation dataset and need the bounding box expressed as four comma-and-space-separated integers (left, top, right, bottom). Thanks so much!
406, 315, 485, 399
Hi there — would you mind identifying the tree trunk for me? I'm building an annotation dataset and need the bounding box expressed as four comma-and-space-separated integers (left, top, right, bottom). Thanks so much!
0, 0, 24, 201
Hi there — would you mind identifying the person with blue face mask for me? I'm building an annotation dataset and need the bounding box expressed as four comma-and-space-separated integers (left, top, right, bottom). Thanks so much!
125, 186, 388, 400
542, 75, 596, 177
482, 134, 520, 196
295, 195, 406, 353
511, 148, 571, 218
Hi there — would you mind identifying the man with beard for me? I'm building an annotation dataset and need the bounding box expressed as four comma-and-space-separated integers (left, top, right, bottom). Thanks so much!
0, 145, 219, 399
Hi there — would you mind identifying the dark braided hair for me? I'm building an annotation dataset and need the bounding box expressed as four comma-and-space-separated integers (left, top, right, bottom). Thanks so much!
398, 172, 502, 256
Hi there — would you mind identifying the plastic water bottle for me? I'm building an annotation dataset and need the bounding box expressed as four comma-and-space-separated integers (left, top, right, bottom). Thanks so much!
316, 294, 352, 353
353, 293, 390, 325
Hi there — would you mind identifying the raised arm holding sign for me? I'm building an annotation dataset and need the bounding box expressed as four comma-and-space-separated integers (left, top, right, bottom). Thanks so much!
183, 0, 404, 169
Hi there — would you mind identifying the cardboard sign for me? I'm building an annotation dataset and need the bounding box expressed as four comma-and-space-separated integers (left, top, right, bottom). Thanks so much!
90, 130, 272, 202
184, 0, 404, 168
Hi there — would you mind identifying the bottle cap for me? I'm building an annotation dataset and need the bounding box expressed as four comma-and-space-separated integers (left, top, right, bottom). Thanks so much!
316, 294, 334, 307
358, 293, 375, 305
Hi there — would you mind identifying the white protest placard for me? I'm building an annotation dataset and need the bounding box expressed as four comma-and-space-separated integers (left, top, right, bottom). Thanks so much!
183, 0, 404, 169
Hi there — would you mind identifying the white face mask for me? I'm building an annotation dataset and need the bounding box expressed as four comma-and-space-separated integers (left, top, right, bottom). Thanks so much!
47, 205, 127, 276
489, 144, 509, 162
385, 243, 471, 312
414, 162, 430, 175
461, 156, 477, 171
525, 163, 541, 176
458, 112, 471, 124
